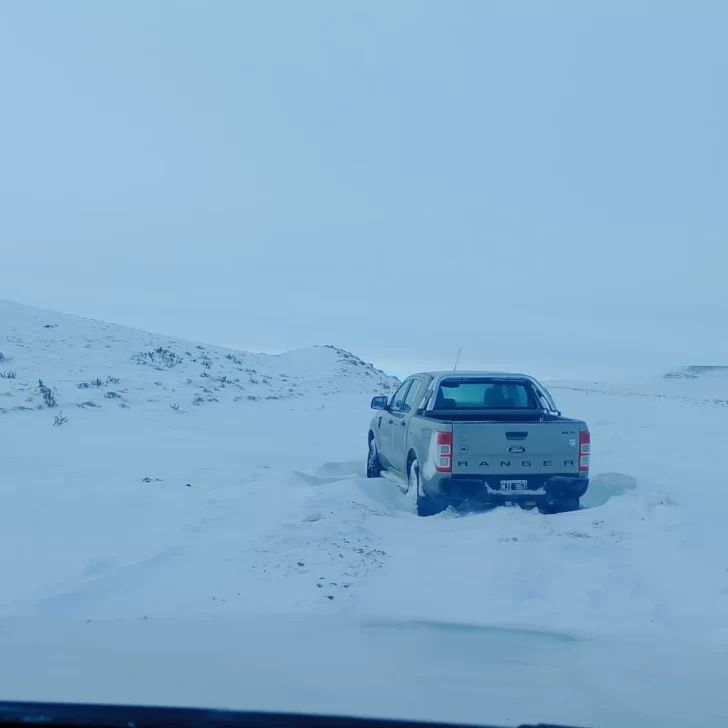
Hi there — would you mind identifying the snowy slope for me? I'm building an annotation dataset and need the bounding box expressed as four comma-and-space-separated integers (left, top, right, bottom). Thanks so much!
0, 300, 398, 617
2, 300, 728, 725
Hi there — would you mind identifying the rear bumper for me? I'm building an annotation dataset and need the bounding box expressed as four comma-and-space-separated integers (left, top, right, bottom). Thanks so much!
425, 473, 589, 507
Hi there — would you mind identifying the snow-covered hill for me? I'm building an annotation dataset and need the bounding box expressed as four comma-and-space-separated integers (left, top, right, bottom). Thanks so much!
2, 299, 728, 653
0, 299, 397, 415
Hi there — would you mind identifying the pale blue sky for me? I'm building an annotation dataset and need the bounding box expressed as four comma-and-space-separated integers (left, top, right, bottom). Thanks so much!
0, 1, 725, 378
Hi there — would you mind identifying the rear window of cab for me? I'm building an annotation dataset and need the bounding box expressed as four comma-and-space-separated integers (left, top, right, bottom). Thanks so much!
434, 380, 537, 409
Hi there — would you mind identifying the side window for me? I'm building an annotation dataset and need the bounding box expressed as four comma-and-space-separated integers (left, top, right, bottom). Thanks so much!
402, 380, 423, 413
389, 381, 411, 412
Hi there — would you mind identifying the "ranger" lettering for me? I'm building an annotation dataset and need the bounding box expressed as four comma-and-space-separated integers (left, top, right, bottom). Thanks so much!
456, 460, 576, 468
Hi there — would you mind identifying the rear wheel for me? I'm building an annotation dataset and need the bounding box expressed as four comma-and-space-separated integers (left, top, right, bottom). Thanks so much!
406, 459, 421, 515
407, 458, 444, 517
367, 437, 382, 478
543, 497, 580, 514
560, 497, 581, 512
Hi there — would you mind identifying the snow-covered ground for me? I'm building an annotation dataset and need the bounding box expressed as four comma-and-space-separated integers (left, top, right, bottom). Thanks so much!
0, 300, 399, 618
2, 299, 728, 725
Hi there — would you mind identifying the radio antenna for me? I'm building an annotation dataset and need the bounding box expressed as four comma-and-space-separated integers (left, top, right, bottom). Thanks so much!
453, 346, 463, 371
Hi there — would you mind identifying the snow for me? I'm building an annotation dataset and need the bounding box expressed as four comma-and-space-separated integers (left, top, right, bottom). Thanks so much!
2, 299, 728, 726
2, 615, 727, 728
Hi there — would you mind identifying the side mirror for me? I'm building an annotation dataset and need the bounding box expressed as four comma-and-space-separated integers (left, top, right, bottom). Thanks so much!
371, 395, 389, 410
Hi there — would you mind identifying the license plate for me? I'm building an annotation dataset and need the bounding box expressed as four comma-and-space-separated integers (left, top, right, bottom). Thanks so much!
500, 479, 528, 491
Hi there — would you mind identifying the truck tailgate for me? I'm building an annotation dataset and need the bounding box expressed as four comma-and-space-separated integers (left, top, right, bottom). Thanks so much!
451, 421, 580, 476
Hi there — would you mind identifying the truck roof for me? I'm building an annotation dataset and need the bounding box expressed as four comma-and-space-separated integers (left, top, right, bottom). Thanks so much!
418, 371, 534, 380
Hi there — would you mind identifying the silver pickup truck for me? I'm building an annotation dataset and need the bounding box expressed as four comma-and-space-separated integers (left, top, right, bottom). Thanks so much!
367, 371, 590, 516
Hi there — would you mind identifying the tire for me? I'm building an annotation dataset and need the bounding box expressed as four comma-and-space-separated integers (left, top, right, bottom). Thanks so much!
367, 437, 382, 478
560, 497, 581, 512
407, 458, 444, 517
543, 497, 580, 514
406, 458, 421, 515
417, 493, 445, 517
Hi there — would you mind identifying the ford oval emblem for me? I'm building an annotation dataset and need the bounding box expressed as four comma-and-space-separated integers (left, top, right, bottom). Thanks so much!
507, 446, 526, 454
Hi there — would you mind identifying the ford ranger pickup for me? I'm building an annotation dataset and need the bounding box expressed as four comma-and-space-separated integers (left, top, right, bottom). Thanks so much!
367, 372, 590, 515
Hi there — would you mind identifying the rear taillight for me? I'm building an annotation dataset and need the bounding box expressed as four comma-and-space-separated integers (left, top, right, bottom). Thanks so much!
436, 432, 452, 472
579, 430, 590, 473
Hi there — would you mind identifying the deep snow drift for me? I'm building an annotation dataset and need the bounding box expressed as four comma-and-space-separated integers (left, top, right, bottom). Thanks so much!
2, 300, 728, 725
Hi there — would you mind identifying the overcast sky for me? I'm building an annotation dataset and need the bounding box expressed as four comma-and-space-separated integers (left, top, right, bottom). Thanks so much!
0, 1, 725, 379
